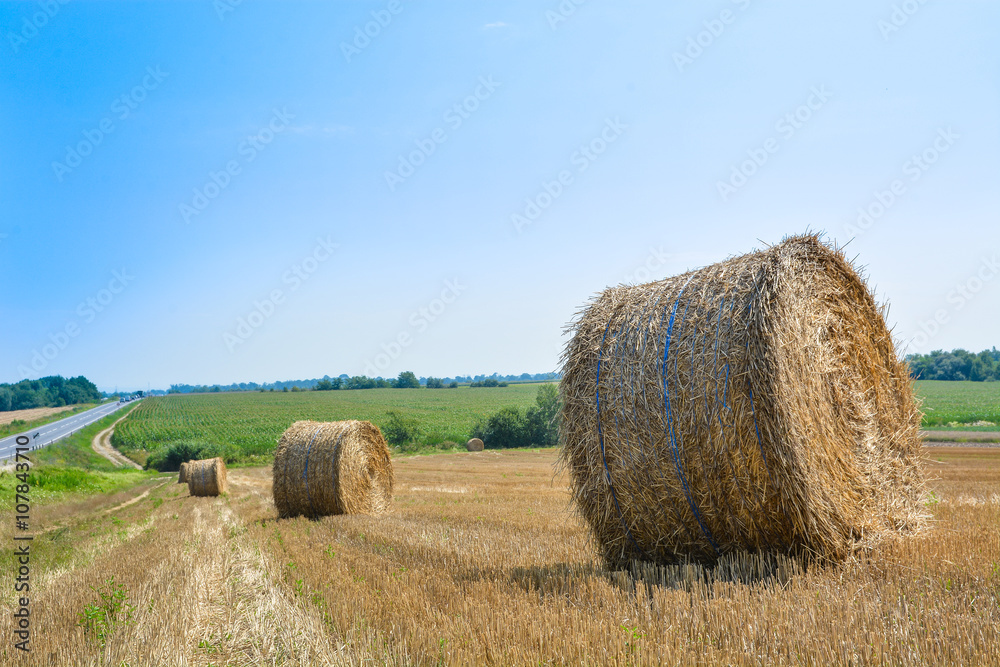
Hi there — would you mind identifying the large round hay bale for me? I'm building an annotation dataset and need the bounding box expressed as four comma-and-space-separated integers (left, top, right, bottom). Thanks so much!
466, 438, 485, 452
177, 461, 189, 484
273, 420, 394, 518
187, 457, 227, 497
560, 235, 925, 568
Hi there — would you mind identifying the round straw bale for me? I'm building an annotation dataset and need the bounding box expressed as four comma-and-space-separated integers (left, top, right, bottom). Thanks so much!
560, 235, 925, 568
466, 438, 485, 452
187, 457, 227, 497
273, 420, 394, 518
177, 461, 189, 484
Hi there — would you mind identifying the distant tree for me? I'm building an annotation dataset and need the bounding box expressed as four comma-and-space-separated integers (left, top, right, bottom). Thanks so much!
907, 348, 999, 381
448, 381, 459, 389
471, 407, 530, 448
393, 371, 420, 389
471, 384, 561, 448
282, 386, 289, 392
525, 384, 561, 446
0, 375, 101, 411
426, 377, 444, 389
315, 379, 334, 391
291, 386, 301, 392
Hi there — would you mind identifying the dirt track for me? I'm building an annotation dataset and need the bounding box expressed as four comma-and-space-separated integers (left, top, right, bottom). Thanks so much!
91, 412, 142, 469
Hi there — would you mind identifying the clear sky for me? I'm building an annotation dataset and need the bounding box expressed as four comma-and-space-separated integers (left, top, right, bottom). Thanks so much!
2, 0, 997, 391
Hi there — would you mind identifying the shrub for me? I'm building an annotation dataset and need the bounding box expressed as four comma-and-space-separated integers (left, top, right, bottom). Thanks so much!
471, 384, 561, 448
470, 378, 503, 388
382, 411, 421, 447
448, 381, 459, 389
145, 440, 219, 472
471, 406, 530, 449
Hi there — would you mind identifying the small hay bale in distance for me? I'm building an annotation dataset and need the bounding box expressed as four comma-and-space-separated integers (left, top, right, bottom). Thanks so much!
186, 457, 228, 497
466, 438, 485, 452
560, 235, 925, 568
273, 420, 394, 519
177, 461, 189, 484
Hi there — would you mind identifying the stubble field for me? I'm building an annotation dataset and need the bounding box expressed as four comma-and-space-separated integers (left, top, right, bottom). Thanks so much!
2, 446, 998, 666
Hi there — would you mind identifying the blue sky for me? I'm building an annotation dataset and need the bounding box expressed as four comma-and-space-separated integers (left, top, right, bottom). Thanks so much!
1, 0, 997, 391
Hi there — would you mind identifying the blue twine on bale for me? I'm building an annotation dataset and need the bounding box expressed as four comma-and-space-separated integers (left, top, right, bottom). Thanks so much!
637, 284, 698, 545
661, 275, 720, 555
595, 312, 649, 561
303, 425, 325, 517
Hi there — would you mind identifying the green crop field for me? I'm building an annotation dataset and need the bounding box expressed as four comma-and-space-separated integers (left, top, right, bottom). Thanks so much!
110, 380, 998, 469
914, 380, 1000, 429
112, 384, 549, 464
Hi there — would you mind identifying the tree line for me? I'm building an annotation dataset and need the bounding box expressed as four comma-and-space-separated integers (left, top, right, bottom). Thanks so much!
0, 376, 102, 412
906, 348, 1000, 381
169, 371, 561, 394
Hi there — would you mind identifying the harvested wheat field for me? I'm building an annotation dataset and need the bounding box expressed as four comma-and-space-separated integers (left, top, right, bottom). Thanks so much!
1, 447, 998, 666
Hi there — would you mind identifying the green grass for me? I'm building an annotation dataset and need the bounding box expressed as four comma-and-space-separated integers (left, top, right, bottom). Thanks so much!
913, 380, 1000, 429
112, 385, 549, 465
0, 407, 153, 505
0, 467, 151, 504
0, 402, 103, 438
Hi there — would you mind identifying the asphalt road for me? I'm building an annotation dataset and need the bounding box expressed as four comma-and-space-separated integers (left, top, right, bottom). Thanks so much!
0, 400, 138, 462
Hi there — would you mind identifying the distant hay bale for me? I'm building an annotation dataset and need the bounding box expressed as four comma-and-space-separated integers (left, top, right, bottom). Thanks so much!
273, 420, 394, 518
560, 235, 925, 568
466, 438, 485, 452
187, 457, 227, 497
177, 461, 189, 484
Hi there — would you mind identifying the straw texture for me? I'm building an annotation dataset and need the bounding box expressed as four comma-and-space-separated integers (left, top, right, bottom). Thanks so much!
273, 420, 394, 518
177, 461, 189, 484
560, 235, 925, 568
466, 438, 485, 452
187, 457, 227, 497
